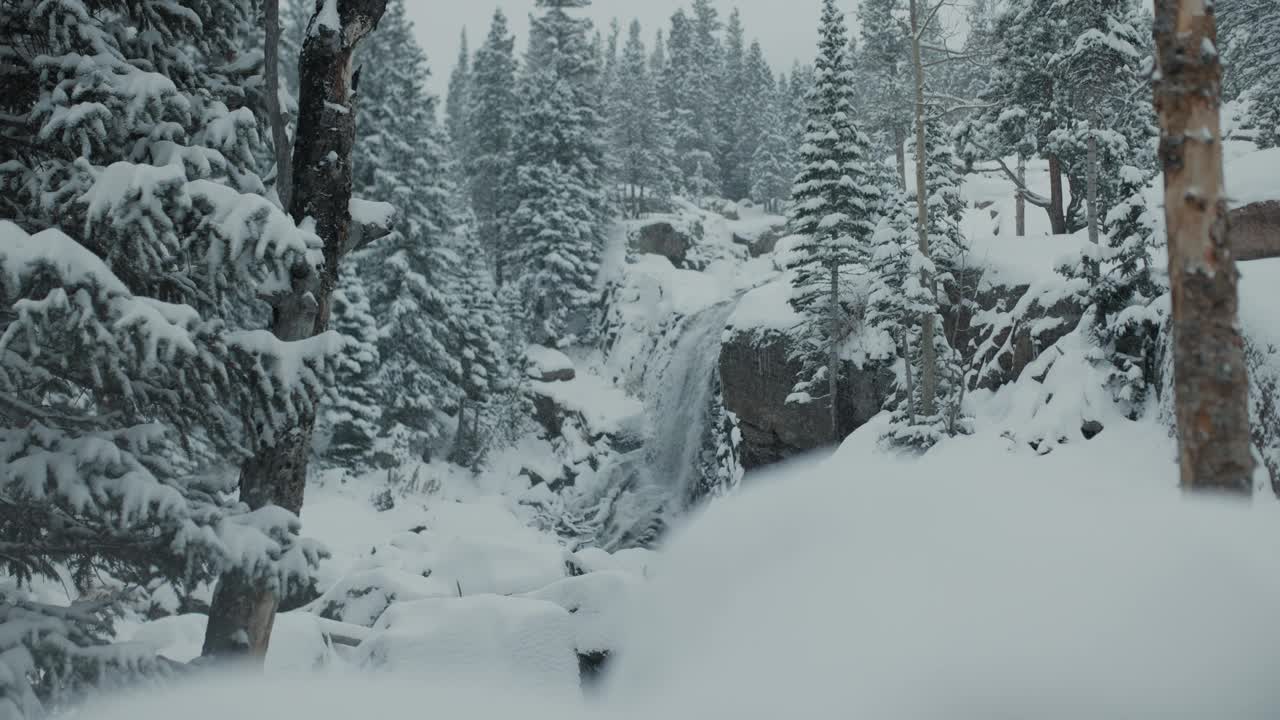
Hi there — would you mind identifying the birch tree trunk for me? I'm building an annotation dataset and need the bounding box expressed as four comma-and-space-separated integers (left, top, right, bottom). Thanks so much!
1015, 154, 1026, 237
265, 0, 293, 211
909, 0, 937, 418
1153, 0, 1255, 493
203, 0, 391, 660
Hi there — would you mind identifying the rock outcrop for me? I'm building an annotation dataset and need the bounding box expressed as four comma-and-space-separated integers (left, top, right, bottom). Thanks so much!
1230, 200, 1280, 261
731, 226, 785, 257
631, 221, 693, 267
719, 328, 891, 469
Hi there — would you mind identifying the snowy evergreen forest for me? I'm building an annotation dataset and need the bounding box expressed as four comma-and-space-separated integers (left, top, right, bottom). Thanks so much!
4, 0, 1280, 716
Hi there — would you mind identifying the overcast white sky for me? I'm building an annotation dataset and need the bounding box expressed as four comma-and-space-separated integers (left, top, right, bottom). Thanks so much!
406, 0, 840, 98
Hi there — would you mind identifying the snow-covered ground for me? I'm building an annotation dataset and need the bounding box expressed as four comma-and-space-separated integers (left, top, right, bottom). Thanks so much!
97, 416, 1280, 718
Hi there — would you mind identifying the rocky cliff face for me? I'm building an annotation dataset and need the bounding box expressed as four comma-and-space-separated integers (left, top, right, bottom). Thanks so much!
719, 328, 891, 469
1231, 200, 1280, 261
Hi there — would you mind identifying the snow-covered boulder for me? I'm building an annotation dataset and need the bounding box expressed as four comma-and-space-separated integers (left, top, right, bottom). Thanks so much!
357, 595, 579, 696
729, 215, 787, 257
525, 571, 639, 657
573, 547, 658, 577
630, 219, 695, 267
266, 611, 337, 672
528, 372, 646, 454
313, 567, 456, 626
431, 535, 571, 596
526, 345, 576, 382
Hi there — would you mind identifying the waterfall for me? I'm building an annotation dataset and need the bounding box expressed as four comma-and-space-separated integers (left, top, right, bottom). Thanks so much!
590, 300, 738, 550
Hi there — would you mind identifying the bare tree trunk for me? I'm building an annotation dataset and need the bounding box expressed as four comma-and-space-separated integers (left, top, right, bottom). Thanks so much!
1047, 153, 1067, 235
1086, 126, 1099, 249
264, 0, 293, 211
203, 0, 391, 661
1015, 154, 1026, 237
894, 124, 907, 191
1153, 0, 1254, 493
829, 263, 840, 442
909, 0, 937, 418
901, 331, 916, 425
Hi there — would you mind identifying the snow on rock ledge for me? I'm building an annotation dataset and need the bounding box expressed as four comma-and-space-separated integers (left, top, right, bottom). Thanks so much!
526, 345, 576, 382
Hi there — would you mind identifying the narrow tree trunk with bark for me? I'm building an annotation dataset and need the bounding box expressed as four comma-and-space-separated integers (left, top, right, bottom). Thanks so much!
1086, 126, 1099, 248
203, 0, 391, 661
828, 262, 840, 442
894, 124, 907, 191
1015, 154, 1026, 237
1153, 0, 1255, 493
909, 0, 937, 418
265, 0, 293, 211
1047, 153, 1067, 235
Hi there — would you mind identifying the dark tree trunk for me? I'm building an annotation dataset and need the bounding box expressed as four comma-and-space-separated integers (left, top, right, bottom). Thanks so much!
893, 124, 907, 191
1065, 172, 1086, 234
203, 0, 390, 661
1086, 130, 1099, 246
1153, 0, 1254, 493
1047, 153, 1067, 235
828, 262, 840, 443
1015, 154, 1026, 237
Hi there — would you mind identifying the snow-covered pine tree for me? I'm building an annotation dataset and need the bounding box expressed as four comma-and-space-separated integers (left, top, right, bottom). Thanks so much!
1085, 166, 1164, 413
715, 8, 749, 199
1220, 0, 1280, 147
466, 9, 519, 282
732, 39, 778, 205
750, 86, 794, 214
0, 0, 335, 707
600, 18, 624, 208
447, 230, 512, 468
786, 0, 882, 442
446, 29, 473, 162
320, 266, 383, 470
783, 62, 816, 183
1051, 0, 1152, 246
354, 0, 463, 458
877, 118, 971, 450
651, 28, 668, 80
506, 0, 609, 345
858, 0, 910, 189
1050, 0, 1162, 415
612, 19, 677, 217
664, 8, 721, 197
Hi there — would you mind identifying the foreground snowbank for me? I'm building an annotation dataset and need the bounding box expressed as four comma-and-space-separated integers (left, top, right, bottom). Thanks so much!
608, 419, 1280, 717
102, 416, 1280, 718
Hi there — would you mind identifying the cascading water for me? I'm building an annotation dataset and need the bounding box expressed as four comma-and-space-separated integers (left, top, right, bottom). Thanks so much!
591, 299, 739, 550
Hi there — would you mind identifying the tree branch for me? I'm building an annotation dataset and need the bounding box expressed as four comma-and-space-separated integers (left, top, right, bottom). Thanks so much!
967, 143, 1053, 208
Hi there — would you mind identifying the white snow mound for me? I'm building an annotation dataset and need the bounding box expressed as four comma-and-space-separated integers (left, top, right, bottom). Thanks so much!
357, 594, 579, 696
